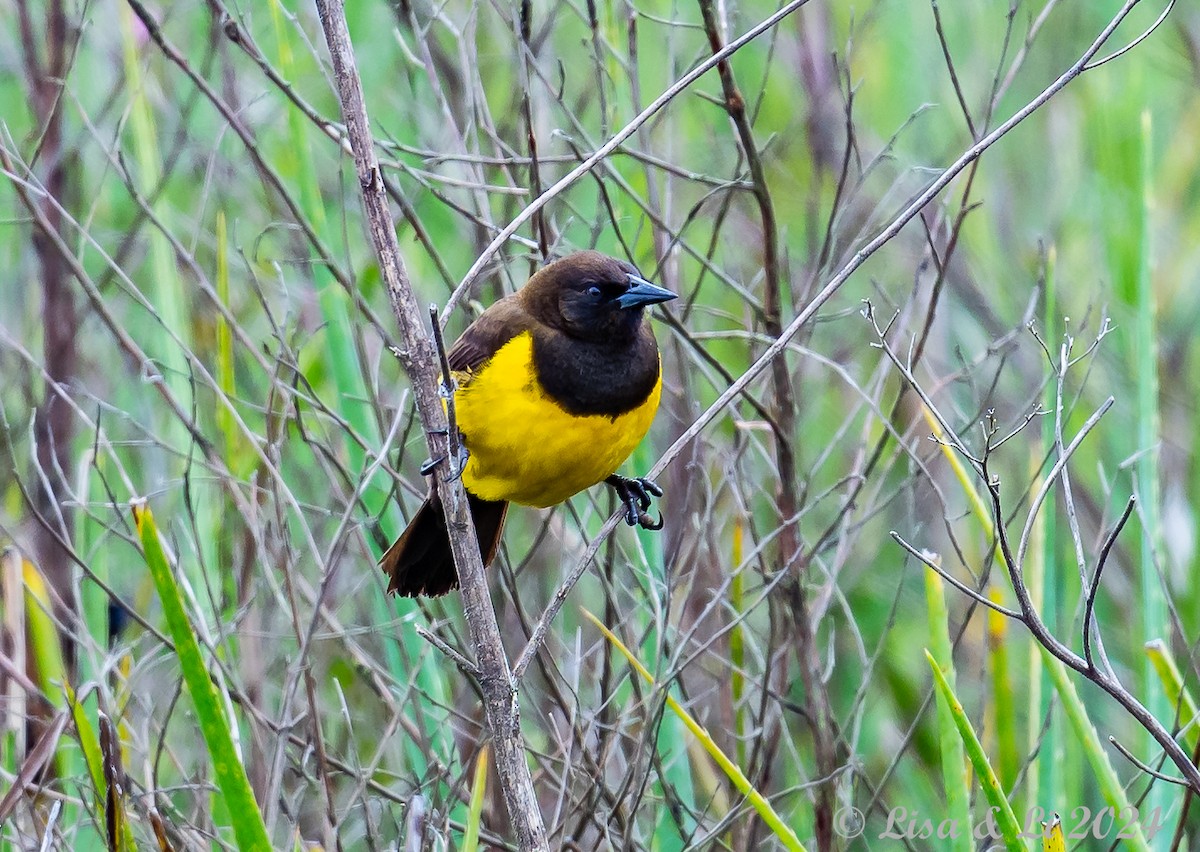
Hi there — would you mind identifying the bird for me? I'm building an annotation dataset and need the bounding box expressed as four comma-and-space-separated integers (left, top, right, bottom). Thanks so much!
380, 250, 676, 597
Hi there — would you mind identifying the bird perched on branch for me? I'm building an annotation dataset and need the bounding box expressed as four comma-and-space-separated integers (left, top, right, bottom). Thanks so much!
381, 251, 676, 597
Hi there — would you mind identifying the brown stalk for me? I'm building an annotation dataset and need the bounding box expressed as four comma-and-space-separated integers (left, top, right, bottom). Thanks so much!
518, 0, 549, 260
697, 1, 838, 847
19, 0, 79, 669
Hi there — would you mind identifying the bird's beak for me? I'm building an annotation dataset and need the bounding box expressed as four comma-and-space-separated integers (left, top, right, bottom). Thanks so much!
617, 275, 677, 310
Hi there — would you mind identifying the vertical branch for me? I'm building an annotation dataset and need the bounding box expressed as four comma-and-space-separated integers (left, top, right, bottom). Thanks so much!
19, 0, 79, 662
517, 0, 549, 260
696, 1, 838, 848
312, 4, 548, 849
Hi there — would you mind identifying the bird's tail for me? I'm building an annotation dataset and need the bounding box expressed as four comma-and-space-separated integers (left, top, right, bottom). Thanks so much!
380, 492, 508, 597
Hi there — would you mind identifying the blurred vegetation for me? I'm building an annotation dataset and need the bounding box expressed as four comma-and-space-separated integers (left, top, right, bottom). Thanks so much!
1, 0, 1199, 849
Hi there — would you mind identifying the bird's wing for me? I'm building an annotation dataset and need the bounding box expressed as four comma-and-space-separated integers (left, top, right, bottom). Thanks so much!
446, 297, 533, 377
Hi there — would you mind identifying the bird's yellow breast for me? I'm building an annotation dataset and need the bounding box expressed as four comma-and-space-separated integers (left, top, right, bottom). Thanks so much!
453, 332, 661, 508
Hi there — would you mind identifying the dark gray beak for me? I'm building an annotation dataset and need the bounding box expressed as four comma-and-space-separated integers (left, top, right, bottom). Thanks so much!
617, 274, 676, 310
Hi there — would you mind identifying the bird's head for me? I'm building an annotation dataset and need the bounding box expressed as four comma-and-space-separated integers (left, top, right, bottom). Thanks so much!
523, 251, 676, 343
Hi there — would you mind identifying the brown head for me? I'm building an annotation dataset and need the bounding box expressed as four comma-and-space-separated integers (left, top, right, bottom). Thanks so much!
518, 251, 676, 343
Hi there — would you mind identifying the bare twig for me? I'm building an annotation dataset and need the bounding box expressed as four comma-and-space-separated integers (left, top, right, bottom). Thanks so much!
1015, 396, 1115, 571
1083, 495, 1135, 672
880, 310, 1200, 792
415, 626, 481, 679
889, 534, 1023, 619
1108, 737, 1190, 786
1083, 0, 1176, 70
873, 278, 1200, 789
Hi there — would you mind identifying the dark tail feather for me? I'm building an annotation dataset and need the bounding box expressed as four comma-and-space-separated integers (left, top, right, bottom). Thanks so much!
380, 493, 508, 597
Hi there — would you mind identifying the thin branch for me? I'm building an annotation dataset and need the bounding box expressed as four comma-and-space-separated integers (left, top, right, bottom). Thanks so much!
1083, 0, 1176, 70
890, 533, 1024, 620
1108, 737, 1190, 786
415, 626, 482, 679
1083, 495, 1135, 672
1014, 396, 1115, 571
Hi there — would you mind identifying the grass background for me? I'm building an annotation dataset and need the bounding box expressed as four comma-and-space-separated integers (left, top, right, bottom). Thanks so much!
2, 0, 1200, 848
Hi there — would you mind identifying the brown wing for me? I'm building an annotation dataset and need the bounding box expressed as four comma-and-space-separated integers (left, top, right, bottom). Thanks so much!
446, 295, 534, 376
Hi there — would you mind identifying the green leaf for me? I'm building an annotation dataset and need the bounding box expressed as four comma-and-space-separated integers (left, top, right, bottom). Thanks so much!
924, 649, 1026, 852
134, 503, 272, 851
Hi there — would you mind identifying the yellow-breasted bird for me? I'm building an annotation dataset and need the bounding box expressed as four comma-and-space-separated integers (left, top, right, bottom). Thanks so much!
381, 251, 676, 597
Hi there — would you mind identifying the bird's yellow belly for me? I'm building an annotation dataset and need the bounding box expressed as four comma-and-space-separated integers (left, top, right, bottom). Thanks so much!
453, 333, 660, 508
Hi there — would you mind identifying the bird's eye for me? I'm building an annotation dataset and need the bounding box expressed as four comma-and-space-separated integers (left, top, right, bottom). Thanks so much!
586, 285, 603, 299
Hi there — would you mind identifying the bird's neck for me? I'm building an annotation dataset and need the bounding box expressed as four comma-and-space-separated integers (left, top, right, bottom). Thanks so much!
530, 327, 660, 417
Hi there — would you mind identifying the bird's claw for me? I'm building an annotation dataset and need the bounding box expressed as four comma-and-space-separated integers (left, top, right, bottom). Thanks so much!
420, 438, 470, 482
636, 509, 664, 530
447, 444, 470, 482
606, 475, 665, 530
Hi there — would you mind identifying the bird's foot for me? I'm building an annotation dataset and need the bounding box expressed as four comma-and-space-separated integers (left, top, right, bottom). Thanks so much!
605, 474, 664, 530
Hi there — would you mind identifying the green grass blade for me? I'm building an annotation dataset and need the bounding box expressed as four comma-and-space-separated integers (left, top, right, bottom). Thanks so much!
117, 2, 192, 427
988, 590, 1019, 795
24, 556, 107, 836
628, 444, 696, 846
730, 519, 747, 768
22, 557, 76, 782
134, 502, 272, 851
923, 564, 973, 852
215, 210, 239, 471
923, 649, 1026, 852
461, 744, 489, 852
64, 683, 104, 811
1132, 110, 1173, 844
1145, 639, 1199, 751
